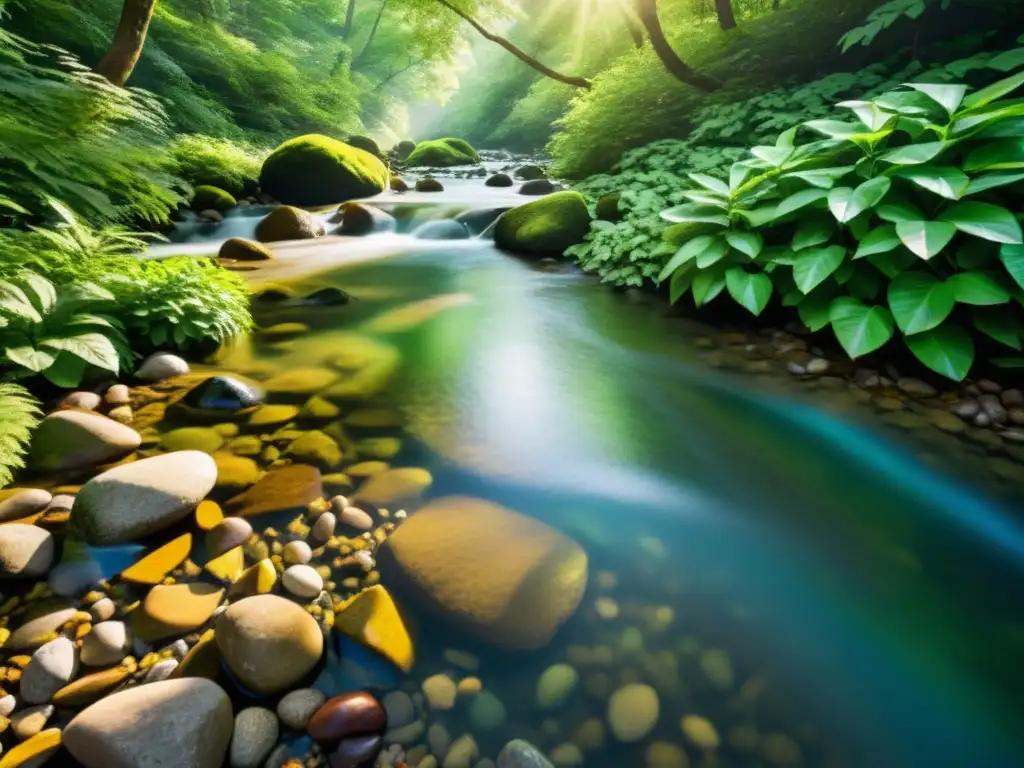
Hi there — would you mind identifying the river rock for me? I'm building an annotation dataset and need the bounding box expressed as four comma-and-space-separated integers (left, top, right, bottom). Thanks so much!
680, 714, 719, 751
312, 510, 337, 541
422, 674, 457, 710
207, 517, 254, 557
333, 585, 414, 672
0, 488, 52, 522
1, 728, 62, 767
231, 707, 279, 768
283, 540, 313, 565
60, 390, 102, 410
298, 286, 353, 307
133, 582, 225, 642
7, 605, 77, 650
212, 452, 261, 495
536, 664, 578, 709
339, 506, 373, 531
81, 620, 129, 667
63, 678, 232, 768
0, 524, 54, 578
283, 564, 324, 598
104, 384, 130, 405
469, 691, 507, 731
278, 688, 326, 730
256, 206, 326, 242
22, 636, 79, 704
413, 220, 470, 240
227, 464, 323, 518
377, 496, 587, 649
519, 179, 557, 195
353, 467, 432, 507
608, 684, 659, 742
217, 594, 324, 694
284, 430, 343, 470
444, 734, 479, 768
264, 368, 340, 398
486, 173, 514, 188
160, 426, 224, 453
330, 734, 383, 767
307, 692, 386, 744
416, 178, 444, 192
382, 691, 415, 729
260, 134, 389, 207
72, 451, 218, 545
338, 202, 397, 235
516, 165, 546, 180
28, 410, 141, 472
428, 723, 451, 759
11, 703, 53, 740
184, 375, 265, 412
497, 740, 555, 768
219, 238, 273, 262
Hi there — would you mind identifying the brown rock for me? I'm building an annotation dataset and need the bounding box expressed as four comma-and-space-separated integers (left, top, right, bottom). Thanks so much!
28, 410, 141, 473
132, 582, 224, 642
227, 465, 323, 518
308, 692, 386, 745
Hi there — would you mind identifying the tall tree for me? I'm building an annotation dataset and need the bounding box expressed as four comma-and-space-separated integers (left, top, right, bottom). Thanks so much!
343, 0, 358, 38
356, 0, 389, 64
618, 0, 646, 48
633, 0, 721, 91
715, 0, 737, 30
95, 0, 158, 87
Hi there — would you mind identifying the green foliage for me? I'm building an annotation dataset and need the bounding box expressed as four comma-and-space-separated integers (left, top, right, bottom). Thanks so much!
0, 22, 181, 224
405, 138, 481, 167
167, 134, 266, 198
654, 43, 1024, 380
0, 383, 40, 489
840, 0, 952, 52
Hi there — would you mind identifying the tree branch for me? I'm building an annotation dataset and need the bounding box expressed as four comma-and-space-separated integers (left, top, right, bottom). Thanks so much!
95, 0, 157, 87
355, 0, 388, 65
434, 0, 591, 89
617, 0, 646, 48
633, 0, 722, 91
343, 0, 357, 39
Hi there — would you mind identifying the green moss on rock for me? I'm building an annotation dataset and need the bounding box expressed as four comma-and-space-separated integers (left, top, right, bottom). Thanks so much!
494, 192, 592, 258
415, 178, 444, 193
255, 207, 325, 243
218, 238, 272, 261
346, 135, 382, 156
259, 134, 390, 206
405, 138, 480, 167
192, 186, 237, 212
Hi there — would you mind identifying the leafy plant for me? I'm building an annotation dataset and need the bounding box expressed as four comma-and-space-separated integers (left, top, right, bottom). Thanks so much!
0, 271, 132, 387
840, 0, 952, 52
166, 134, 267, 198
0, 382, 40, 489
27, 199, 162, 260
655, 39, 1024, 380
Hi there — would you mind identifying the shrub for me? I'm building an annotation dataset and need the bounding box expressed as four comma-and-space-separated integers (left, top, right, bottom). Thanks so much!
0, 383, 40, 489
654, 40, 1024, 380
167, 134, 267, 198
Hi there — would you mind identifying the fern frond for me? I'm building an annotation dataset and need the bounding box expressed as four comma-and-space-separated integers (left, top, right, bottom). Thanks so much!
0, 382, 40, 489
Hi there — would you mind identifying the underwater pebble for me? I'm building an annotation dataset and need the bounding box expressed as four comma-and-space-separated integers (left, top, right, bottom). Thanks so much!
382, 690, 415, 728
536, 664, 578, 709
283, 540, 313, 565
282, 564, 323, 598
278, 687, 326, 730
422, 674, 457, 710
681, 714, 720, 751
231, 707, 279, 768
607, 683, 658, 742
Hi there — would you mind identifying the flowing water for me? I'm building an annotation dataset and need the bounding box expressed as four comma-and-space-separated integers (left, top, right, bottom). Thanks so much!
146, 180, 1024, 767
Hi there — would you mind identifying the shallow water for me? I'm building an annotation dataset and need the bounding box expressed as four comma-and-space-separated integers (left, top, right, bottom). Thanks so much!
194, 217, 1024, 767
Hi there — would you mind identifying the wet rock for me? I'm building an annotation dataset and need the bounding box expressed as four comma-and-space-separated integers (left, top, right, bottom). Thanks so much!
0, 488, 52, 522
278, 688, 326, 730
979, 394, 1008, 423
805, 358, 829, 375
11, 703, 54, 740
494, 192, 589, 257
1002, 388, 1024, 408
0, 524, 54, 579
299, 287, 353, 307
144, 658, 179, 683
63, 678, 232, 768
537, 664, 578, 709
29, 410, 141, 473
301, 396, 342, 420
105, 384, 130, 405
329, 734, 383, 768
212, 452, 261, 495
121, 533, 192, 585
217, 594, 324, 694
284, 430, 343, 470
681, 714, 720, 751
333, 585, 414, 672
60, 390, 103, 410
898, 377, 937, 398
353, 468, 432, 507
282, 564, 324, 598
413, 220, 470, 240
184, 375, 264, 412
133, 582, 225, 642
264, 368, 340, 399
607, 684, 659, 742
199, 209, 224, 222
89, 597, 116, 622
645, 741, 688, 768
548, 744, 582, 767
219, 238, 273, 262
207, 517, 254, 558
338, 202, 396, 236
422, 674, 457, 710
978, 379, 1002, 394
497, 740, 555, 768
7, 605, 77, 650
81, 620, 128, 667
312, 511, 337, 542
516, 165, 547, 180
390, 176, 410, 192
22, 636, 79, 704
444, 734, 479, 768
227, 464, 323, 518
253, 287, 292, 303
377, 496, 587, 649
485, 173, 514, 187
256, 206, 326, 242
385, 719, 425, 747
339, 506, 373, 531
415, 178, 444, 193
308, 692, 386, 745
519, 179, 557, 195
283, 540, 313, 565
950, 399, 980, 419
468, 691, 506, 730
160, 426, 224, 454
428, 723, 451, 758
231, 707, 279, 768
382, 691, 415, 729
72, 451, 217, 545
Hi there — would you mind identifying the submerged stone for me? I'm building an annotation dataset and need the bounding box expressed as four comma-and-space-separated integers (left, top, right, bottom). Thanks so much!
333, 585, 414, 672
219, 237, 273, 261
184, 376, 264, 412
353, 467, 432, 507
120, 533, 193, 584
338, 202, 396, 236
412, 220, 470, 240
264, 368, 340, 398
300, 287, 353, 306
227, 464, 323, 518
159, 427, 224, 454
132, 582, 225, 642
495, 191, 591, 257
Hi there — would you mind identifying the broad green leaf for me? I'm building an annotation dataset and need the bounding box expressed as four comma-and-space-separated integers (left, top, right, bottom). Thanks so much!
896, 165, 970, 199
658, 235, 717, 283
687, 174, 729, 196
776, 126, 798, 148
938, 201, 1023, 244
781, 166, 855, 189
682, 191, 729, 207
14, 272, 57, 316
877, 200, 925, 223
999, 243, 1024, 290
692, 270, 727, 307
793, 245, 847, 294
868, 248, 917, 278
965, 171, 1024, 195
827, 177, 890, 223
729, 162, 758, 192
888, 271, 956, 334
895, 220, 958, 259
992, 356, 1024, 368
737, 205, 779, 228
660, 203, 729, 227
855, 224, 901, 258
41, 333, 121, 373
774, 188, 828, 219
669, 263, 697, 304
725, 269, 773, 316
972, 305, 1022, 349
946, 271, 1011, 305
846, 262, 885, 300
792, 216, 835, 252
804, 120, 866, 139
797, 289, 835, 332
964, 138, 1024, 171
988, 47, 1024, 72
725, 230, 764, 259
751, 145, 794, 167
829, 298, 895, 358
962, 71, 1024, 110
41, 352, 88, 388
905, 82, 967, 114
5, 344, 56, 373
696, 237, 731, 268
904, 323, 975, 380
837, 100, 893, 131
880, 141, 950, 165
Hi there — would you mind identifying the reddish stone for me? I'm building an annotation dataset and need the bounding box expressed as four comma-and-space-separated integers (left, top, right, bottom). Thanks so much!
329, 735, 383, 768
307, 692, 386, 745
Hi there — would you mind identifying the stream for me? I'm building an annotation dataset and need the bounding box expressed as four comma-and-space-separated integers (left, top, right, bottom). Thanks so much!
146, 176, 1024, 767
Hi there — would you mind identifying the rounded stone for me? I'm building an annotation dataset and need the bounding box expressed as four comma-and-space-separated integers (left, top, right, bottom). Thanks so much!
329, 734, 383, 768
0, 524, 55, 578
231, 707, 279, 768
216, 594, 324, 694
160, 427, 224, 454
307, 692, 386, 744
312, 511, 337, 542
22, 636, 79, 704
645, 741, 688, 768
89, 597, 116, 623
144, 658, 179, 683
72, 451, 218, 545
207, 517, 254, 558
136, 352, 190, 382
184, 376, 264, 412
278, 688, 326, 730
536, 664, 578, 710
497, 740, 555, 768
468, 691, 506, 731
81, 620, 129, 667
339, 506, 373, 531
0, 488, 52, 523
63, 678, 232, 768
549, 743, 583, 767
283, 564, 324, 598
263, 368, 340, 398
680, 715, 720, 751
7, 606, 78, 650
105, 384, 131, 405
11, 703, 54, 740
607, 684, 659, 742
422, 674, 457, 710
60, 391, 102, 411
134, 582, 225, 642
283, 540, 313, 565
28, 410, 141, 473
444, 734, 479, 768
381, 691, 415, 729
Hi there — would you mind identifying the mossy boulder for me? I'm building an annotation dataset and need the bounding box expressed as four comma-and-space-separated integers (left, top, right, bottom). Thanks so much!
485, 173, 514, 188
390, 176, 409, 192
255, 206, 325, 243
519, 179, 557, 196
191, 185, 236, 212
346, 135, 382, 156
515, 165, 547, 181
596, 192, 624, 222
406, 138, 480, 167
259, 134, 390, 206
218, 238, 272, 261
393, 140, 417, 160
494, 192, 592, 258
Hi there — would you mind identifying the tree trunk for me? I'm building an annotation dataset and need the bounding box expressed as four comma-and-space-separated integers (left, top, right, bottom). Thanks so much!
715, 0, 737, 29
434, 0, 591, 89
618, 0, 646, 48
95, 0, 158, 87
633, 0, 722, 91
355, 0, 388, 64
343, 0, 357, 39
